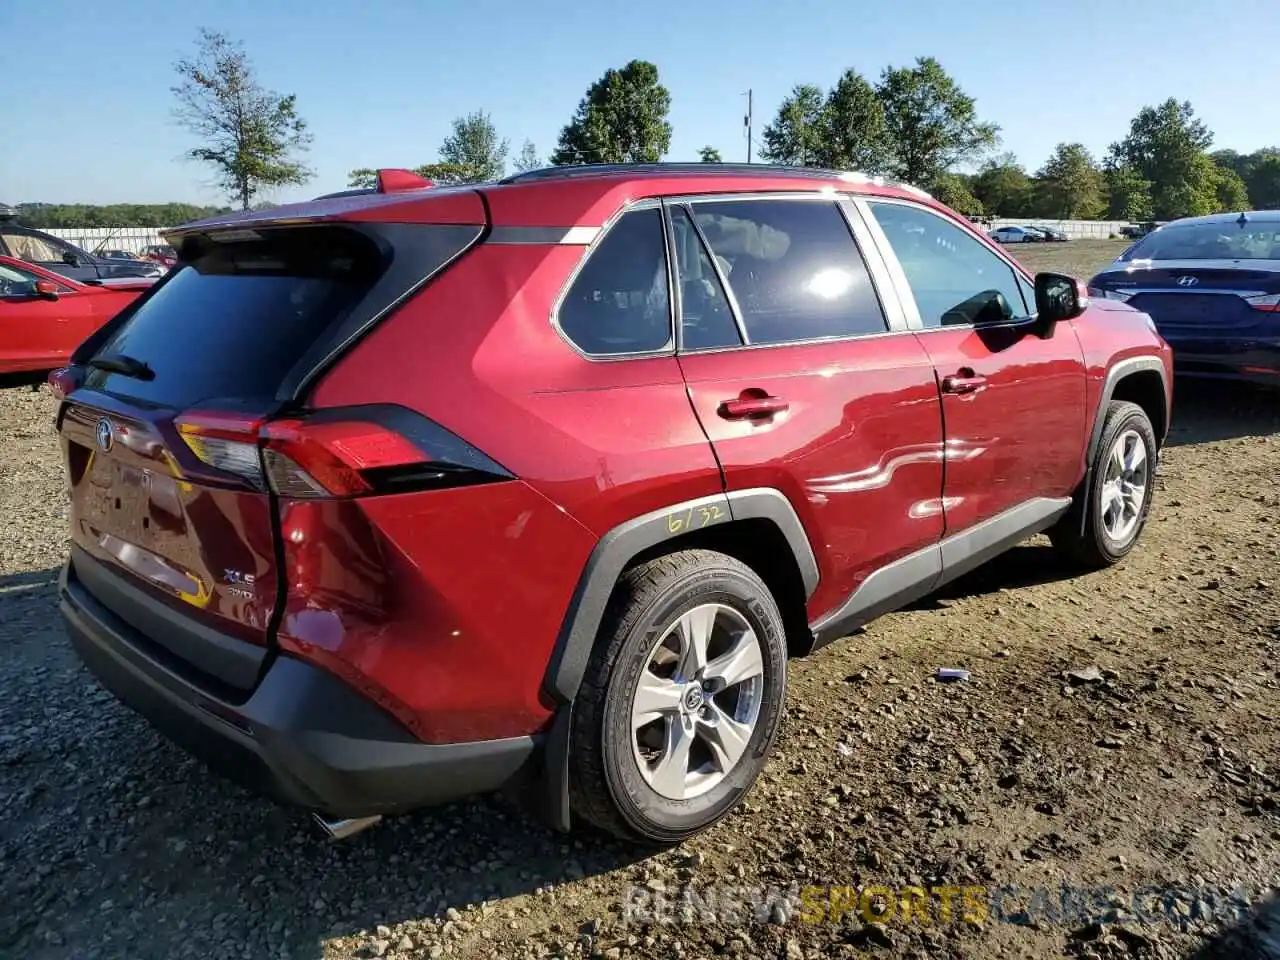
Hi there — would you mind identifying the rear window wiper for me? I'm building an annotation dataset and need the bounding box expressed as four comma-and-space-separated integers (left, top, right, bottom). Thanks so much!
88, 353, 155, 381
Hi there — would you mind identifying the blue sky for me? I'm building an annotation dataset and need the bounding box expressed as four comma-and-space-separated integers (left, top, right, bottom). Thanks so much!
4, 0, 1277, 205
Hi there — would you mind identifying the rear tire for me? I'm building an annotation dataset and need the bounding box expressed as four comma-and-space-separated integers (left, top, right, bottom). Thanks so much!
1050, 400, 1157, 568
568, 550, 787, 843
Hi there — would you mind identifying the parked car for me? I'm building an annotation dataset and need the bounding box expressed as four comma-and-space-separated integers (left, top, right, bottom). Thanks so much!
989, 225, 1045, 243
0, 206, 164, 282
1031, 224, 1069, 242
1089, 210, 1280, 386
1120, 221, 1165, 240
140, 243, 178, 269
97, 249, 141, 261
0, 256, 154, 375
52, 163, 1172, 843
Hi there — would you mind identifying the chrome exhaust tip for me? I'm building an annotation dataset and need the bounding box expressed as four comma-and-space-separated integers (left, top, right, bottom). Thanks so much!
312, 813, 382, 840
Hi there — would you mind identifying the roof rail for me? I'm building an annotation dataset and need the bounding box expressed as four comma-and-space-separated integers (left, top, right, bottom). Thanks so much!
499, 162, 933, 198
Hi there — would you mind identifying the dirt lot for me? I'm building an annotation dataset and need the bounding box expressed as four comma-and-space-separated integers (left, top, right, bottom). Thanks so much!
2, 240, 1278, 960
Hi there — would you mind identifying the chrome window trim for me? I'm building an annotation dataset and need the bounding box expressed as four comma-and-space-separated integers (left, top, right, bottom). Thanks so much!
489, 225, 602, 245
674, 192, 900, 355
548, 198, 676, 362
855, 195, 1037, 333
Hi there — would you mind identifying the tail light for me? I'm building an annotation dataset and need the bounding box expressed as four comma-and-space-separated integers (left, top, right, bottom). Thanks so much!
175, 406, 511, 498
48, 366, 84, 401
1244, 293, 1280, 313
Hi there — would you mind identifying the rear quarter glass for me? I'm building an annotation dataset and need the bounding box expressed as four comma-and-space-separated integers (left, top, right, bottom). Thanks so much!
81, 223, 481, 407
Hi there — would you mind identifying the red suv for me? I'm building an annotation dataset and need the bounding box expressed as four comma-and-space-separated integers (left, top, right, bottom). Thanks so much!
54, 164, 1172, 843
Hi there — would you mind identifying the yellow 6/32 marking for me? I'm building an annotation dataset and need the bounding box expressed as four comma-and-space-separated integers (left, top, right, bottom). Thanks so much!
667, 504, 726, 534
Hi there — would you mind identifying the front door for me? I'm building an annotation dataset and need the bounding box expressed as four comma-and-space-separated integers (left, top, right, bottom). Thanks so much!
0, 263, 94, 373
669, 195, 946, 624
860, 199, 1088, 538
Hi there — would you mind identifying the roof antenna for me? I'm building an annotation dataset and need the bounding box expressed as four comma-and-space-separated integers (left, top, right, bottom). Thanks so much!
1237, 211, 1249, 227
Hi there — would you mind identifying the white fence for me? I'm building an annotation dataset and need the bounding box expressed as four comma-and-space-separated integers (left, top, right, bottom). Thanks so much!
987, 218, 1132, 240
43, 227, 168, 255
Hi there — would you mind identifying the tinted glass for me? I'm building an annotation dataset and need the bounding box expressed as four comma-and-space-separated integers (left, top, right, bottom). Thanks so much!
84, 226, 385, 406
670, 205, 742, 350
558, 208, 671, 355
692, 199, 886, 344
1120, 221, 1280, 261
870, 202, 1029, 327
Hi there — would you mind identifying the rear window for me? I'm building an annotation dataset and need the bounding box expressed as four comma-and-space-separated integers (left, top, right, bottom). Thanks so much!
1121, 221, 1280, 261
84, 226, 386, 406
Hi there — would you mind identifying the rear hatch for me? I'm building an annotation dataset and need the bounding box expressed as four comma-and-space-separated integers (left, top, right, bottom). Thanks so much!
57, 213, 484, 693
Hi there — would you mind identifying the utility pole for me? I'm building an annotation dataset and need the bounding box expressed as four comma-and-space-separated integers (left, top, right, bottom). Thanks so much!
743, 89, 753, 163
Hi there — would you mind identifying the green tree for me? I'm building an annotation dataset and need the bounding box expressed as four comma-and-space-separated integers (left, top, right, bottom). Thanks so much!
1034, 143, 1106, 219
820, 68, 891, 173
1105, 165, 1154, 221
931, 173, 984, 216
1243, 153, 1280, 209
439, 111, 509, 182
970, 153, 1032, 217
759, 84, 827, 166
876, 57, 999, 186
514, 140, 542, 173
698, 146, 723, 163
551, 61, 672, 164
1108, 98, 1217, 220
172, 29, 312, 210
1212, 165, 1250, 210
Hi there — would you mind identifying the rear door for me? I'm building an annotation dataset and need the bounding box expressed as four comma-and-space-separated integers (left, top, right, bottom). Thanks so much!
672, 194, 946, 623
58, 221, 482, 670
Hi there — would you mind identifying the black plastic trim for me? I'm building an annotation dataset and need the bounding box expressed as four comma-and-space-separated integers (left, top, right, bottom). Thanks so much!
1086, 356, 1170, 462
810, 496, 1071, 647
542, 487, 818, 705
70, 546, 265, 692
62, 560, 538, 817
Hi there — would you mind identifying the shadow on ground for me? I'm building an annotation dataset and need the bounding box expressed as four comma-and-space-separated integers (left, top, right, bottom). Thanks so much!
1188, 892, 1280, 960
1165, 379, 1280, 447
1, 561, 649, 959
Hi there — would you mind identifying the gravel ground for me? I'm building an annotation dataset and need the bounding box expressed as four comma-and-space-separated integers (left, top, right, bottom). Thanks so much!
2, 247, 1278, 958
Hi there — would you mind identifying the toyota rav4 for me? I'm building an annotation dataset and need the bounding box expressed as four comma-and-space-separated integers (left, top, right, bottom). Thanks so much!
53, 164, 1173, 843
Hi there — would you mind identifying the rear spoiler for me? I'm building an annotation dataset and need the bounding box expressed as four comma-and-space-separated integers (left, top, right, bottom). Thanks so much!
313, 169, 434, 201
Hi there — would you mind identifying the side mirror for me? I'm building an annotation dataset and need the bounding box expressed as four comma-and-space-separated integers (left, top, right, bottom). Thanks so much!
35, 279, 59, 300
1034, 272, 1087, 333
62, 250, 83, 267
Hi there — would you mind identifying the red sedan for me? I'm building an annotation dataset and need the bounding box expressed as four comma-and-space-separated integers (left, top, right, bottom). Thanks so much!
0, 256, 155, 375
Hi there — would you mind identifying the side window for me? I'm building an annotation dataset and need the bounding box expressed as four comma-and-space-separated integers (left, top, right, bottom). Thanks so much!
557, 208, 672, 356
669, 205, 742, 350
0, 230, 65, 264
869, 202, 1030, 327
691, 199, 887, 345
0, 261, 40, 298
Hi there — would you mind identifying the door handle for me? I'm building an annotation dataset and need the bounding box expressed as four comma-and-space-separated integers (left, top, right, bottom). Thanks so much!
941, 368, 987, 395
718, 394, 789, 420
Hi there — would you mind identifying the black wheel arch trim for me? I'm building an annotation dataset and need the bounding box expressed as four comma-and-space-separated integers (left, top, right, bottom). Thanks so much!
541, 487, 818, 707
1087, 356, 1169, 463
1079, 355, 1169, 536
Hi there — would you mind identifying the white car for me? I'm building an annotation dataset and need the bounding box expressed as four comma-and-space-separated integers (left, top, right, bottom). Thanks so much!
989, 226, 1045, 244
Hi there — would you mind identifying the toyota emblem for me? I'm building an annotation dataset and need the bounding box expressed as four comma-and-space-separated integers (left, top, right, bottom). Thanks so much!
96, 418, 114, 452
1176, 276, 1199, 287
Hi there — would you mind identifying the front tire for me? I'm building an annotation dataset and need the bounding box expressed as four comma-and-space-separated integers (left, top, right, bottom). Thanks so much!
568, 550, 788, 843
1050, 400, 1157, 567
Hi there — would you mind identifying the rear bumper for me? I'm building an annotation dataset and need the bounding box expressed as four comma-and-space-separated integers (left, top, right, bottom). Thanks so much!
60, 557, 538, 818
1168, 343, 1280, 385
